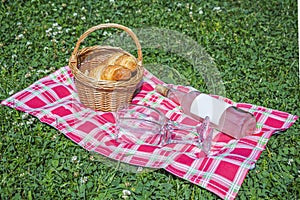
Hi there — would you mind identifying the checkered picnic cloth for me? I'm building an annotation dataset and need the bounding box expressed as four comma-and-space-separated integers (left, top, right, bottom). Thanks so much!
1, 66, 297, 200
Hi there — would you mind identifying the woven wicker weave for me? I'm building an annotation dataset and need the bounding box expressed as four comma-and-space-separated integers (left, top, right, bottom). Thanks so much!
69, 23, 144, 112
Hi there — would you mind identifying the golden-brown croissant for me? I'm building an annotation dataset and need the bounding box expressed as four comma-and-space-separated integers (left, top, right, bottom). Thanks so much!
102, 53, 137, 71
88, 52, 138, 81
100, 65, 132, 81
114, 54, 137, 71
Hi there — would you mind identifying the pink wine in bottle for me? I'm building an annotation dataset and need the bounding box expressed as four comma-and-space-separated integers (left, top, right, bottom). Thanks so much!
155, 85, 256, 139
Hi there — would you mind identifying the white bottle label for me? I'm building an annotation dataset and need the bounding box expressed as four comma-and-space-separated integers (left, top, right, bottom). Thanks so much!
190, 94, 231, 126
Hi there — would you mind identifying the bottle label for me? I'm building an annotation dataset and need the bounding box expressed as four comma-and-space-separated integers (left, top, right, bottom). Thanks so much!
190, 94, 231, 126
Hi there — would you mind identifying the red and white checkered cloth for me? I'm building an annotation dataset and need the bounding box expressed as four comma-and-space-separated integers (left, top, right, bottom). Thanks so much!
1, 66, 298, 200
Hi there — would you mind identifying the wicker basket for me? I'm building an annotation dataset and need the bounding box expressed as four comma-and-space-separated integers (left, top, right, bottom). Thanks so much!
69, 23, 144, 112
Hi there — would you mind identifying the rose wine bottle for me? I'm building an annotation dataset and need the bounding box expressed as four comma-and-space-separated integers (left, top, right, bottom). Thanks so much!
155, 85, 257, 139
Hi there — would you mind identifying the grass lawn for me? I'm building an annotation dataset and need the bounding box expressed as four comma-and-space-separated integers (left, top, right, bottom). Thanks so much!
0, 0, 299, 199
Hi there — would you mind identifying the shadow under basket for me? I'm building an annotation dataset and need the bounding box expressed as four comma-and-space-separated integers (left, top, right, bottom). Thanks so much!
69, 23, 144, 112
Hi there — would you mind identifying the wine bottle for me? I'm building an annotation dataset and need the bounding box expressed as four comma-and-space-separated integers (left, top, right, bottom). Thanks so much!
155, 85, 256, 139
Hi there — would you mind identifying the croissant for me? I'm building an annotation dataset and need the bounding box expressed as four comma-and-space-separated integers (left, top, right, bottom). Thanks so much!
100, 65, 132, 81
114, 54, 137, 71
88, 52, 138, 81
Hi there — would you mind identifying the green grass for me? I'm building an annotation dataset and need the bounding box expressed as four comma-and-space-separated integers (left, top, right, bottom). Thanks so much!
0, 0, 299, 199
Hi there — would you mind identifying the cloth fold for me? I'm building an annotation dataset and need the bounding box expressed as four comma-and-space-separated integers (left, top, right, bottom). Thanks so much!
1, 66, 297, 200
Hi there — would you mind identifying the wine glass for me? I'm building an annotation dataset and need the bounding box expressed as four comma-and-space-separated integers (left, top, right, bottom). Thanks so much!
115, 104, 213, 154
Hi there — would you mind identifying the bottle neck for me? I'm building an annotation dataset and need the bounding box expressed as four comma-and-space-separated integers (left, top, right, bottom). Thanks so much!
155, 85, 186, 105
167, 88, 186, 105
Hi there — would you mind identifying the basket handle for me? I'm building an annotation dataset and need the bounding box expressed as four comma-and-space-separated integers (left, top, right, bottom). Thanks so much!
70, 23, 142, 66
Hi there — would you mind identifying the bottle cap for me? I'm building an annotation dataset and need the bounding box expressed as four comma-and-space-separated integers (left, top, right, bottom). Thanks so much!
155, 85, 169, 97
